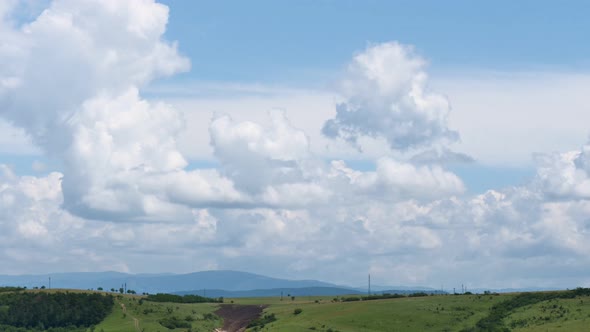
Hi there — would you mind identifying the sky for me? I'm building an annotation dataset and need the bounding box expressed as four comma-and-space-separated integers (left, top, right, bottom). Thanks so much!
1, 0, 590, 290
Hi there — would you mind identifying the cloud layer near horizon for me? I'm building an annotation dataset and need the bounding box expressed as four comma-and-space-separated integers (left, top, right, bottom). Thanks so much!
0, 0, 589, 288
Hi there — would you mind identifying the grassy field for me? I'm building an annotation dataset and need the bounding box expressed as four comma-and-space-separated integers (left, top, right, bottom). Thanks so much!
506, 295, 590, 332
10, 289, 590, 331
95, 294, 221, 332
229, 292, 590, 332
233, 294, 509, 332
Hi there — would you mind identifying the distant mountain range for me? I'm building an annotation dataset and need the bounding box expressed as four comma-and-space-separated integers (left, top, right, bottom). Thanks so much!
0, 270, 558, 297
0, 270, 341, 294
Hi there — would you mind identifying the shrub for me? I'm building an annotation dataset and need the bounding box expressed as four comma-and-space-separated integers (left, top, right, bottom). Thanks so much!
247, 313, 277, 328
158, 316, 191, 329
201, 313, 217, 321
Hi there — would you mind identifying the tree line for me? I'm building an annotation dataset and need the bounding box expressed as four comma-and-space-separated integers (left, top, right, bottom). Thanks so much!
0, 287, 26, 294
339, 292, 428, 302
0, 292, 113, 330
145, 293, 223, 303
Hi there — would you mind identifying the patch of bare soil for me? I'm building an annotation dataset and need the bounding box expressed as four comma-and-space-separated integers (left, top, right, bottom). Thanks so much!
214, 304, 266, 332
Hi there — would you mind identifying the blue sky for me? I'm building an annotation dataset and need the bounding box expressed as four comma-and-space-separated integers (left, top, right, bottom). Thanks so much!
160, 0, 590, 82
1, 0, 590, 289
155, 0, 589, 194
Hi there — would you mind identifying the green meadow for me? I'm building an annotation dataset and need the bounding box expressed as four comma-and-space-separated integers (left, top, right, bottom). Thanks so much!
97, 291, 590, 332
504, 296, 590, 332
95, 295, 221, 332
234, 292, 590, 332
231, 294, 509, 332
4, 288, 590, 331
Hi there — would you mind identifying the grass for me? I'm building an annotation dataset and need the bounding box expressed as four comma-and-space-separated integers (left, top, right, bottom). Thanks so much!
10, 289, 590, 331
238, 294, 510, 332
234, 292, 590, 332
505, 295, 590, 332
95, 294, 221, 332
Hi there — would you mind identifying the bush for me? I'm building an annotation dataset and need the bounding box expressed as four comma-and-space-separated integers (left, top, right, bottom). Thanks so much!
158, 316, 191, 329
293, 308, 303, 315
247, 313, 277, 328
342, 297, 361, 302
201, 313, 217, 321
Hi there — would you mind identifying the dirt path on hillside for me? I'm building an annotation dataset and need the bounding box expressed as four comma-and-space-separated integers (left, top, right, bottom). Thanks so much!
117, 300, 141, 332
133, 317, 140, 332
214, 304, 266, 332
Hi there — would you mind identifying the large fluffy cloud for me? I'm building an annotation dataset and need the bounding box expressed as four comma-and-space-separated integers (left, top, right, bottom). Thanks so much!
535, 143, 590, 199
323, 42, 459, 152
0, 0, 189, 152
0, 0, 252, 221
210, 111, 312, 194
0, 164, 224, 274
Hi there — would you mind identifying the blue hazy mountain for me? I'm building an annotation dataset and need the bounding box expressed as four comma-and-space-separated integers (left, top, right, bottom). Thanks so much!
1, 270, 533, 296
0, 270, 338, 294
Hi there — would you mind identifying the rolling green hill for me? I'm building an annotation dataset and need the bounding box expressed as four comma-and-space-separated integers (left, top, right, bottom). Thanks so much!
227, 289, 590, 332
2, 288, 590, 331
96, 294, 221, 332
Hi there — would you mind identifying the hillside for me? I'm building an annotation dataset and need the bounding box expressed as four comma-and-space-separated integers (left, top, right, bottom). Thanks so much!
2, 287, 590, 331
228, 289, 590, 331
0, 288, 114, 331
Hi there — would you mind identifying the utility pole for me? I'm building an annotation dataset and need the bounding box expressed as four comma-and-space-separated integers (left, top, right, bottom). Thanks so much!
368, 274, 371, 296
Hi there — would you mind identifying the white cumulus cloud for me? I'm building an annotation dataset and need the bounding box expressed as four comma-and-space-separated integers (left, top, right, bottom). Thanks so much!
323, 42, 459, 152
